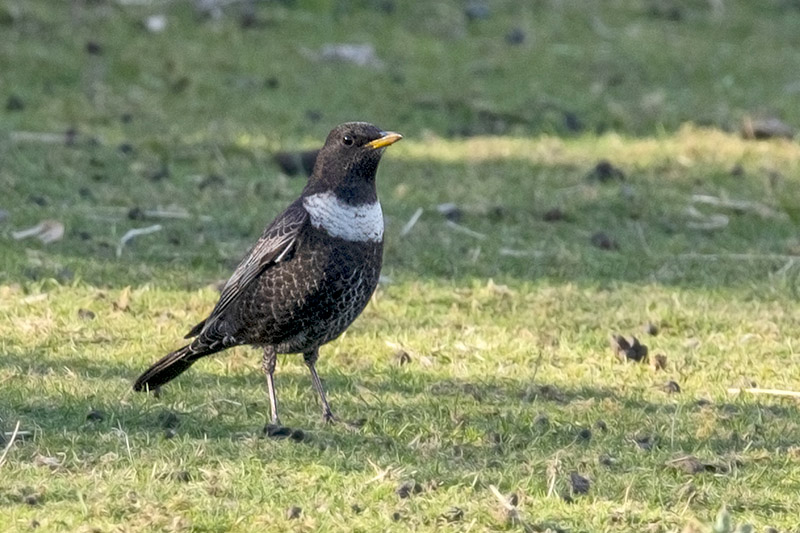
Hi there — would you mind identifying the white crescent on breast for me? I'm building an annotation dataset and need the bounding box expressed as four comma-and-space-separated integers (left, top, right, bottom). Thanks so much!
302, 192, 384, 243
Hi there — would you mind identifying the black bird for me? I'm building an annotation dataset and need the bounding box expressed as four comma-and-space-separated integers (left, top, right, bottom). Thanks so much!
133, 122, 402, 425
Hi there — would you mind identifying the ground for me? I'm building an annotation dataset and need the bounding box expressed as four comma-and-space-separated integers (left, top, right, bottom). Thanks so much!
1, 1, 800, 531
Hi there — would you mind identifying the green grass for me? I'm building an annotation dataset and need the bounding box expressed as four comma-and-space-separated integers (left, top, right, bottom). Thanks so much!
2, 1, 800, 531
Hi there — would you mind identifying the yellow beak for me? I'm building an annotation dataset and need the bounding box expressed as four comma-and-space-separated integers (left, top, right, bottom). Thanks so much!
366, 131, 403, 150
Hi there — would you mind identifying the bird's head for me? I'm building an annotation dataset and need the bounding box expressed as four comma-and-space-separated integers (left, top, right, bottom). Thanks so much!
305, 122, 402, 204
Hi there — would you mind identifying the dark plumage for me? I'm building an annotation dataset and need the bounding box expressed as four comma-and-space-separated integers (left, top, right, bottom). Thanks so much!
133, 122, 402, 424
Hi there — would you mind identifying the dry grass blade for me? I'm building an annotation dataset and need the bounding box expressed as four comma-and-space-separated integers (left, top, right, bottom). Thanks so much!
489, 485, 535, 533
727, 388, 800, 399
0, 421, 21, 470
116, 224, 163, 257
691, 194, 785, 219
444, 220, 486, 240
400, 208, 424, 237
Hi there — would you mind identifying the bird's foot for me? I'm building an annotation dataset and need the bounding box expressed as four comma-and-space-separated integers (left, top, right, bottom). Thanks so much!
262, 423, 308, 443
322, 411, 336, 424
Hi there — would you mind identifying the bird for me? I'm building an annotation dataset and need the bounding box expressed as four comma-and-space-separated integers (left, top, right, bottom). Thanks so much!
133, 122, 402, 426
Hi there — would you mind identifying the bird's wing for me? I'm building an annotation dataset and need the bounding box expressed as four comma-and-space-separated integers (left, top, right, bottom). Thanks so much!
185, 202, 309, 338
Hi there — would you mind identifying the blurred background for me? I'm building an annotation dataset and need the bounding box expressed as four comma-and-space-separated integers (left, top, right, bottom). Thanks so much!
1, 0, 799, 286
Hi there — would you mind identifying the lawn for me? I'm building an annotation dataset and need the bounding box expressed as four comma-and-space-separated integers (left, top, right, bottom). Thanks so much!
2, 1, 800, 531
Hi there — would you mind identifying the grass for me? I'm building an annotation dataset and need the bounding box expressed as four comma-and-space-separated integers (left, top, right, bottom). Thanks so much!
2, 0, 800, 531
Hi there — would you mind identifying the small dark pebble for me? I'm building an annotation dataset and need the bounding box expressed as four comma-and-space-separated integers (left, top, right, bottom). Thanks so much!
170, 76, 190, 94
28, 195, 48, 207
569, 472, 591, 495
695, 398, 712, 408
578, 428, 592, 441
64, 127, 78, 146
264, 424, 293, 439
590, 231, 619, 251
441, 507, 464, 522
24, 494, 40, 506
286, 506, 302, 519
505, 27, 526, 45
158, 410, 180, 430
118, 143, 134, 155
6, 94, 24, 111
396, 480, 421, 499
128, 207, 145, 220
488, 205, 506, 221
77, 308, 96, 320
661, 380, 681, 394
289, 429, 307, 442
542, 207, 565, 222
647, 0, 683, 21
79, 186, 95, 200
374, 0, 395, 14
586, 160, 625, 182
240, 11, 267, 29
594, 419, 608, 432
634, 435, 655, 451
85, 40, 103, 55
563, 111, 584, 132
465, 1, 490, 20
351, 504, 363, 514
173, 470, 191, 483
611, 334, 648, 362
86, 409, 104, 422
644, 322, 659, 335
391, 511, 403, 521
436, 203, 463, 222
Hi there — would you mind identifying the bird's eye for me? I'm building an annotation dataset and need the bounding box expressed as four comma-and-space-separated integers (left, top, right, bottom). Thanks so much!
342, 135, 354, 146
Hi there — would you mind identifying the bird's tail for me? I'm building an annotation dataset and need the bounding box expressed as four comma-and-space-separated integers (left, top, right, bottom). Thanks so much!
133, 342, 216, 392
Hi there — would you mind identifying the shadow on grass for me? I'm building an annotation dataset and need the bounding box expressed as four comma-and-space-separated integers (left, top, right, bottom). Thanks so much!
3, 144, 798, 293
3, 346, 798, 469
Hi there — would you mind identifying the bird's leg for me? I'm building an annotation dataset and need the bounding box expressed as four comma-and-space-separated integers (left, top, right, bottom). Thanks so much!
304, 349, 335, 423
261, 347, 280, 426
